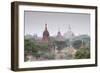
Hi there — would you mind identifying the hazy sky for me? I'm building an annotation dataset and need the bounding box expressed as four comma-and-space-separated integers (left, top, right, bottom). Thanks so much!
24, 11, 90, 37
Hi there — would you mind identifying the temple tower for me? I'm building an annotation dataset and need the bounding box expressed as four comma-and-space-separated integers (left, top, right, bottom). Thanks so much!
42, 23, 50, 43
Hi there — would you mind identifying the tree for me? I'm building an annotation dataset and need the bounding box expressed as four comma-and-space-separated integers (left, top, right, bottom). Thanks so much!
55, 41, 66, 50
72, 40, 82, 49
65, 39, 70, 47
74, 48, 90, 59
25, 39, 38, 51
24, 39, 40, 57
24, 39, 32, 52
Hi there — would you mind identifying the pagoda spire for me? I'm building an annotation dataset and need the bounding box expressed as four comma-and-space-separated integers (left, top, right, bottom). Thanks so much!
57, 28, 62, 37
42, 22, 49, 43
45, 22, 47, 31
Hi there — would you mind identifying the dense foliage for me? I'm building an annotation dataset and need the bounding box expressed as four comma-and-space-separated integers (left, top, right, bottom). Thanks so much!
74, 48, 90, 59
24, 35, 90, 61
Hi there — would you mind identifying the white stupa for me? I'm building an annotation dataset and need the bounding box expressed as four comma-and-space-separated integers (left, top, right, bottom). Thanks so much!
63, 25, 75, 39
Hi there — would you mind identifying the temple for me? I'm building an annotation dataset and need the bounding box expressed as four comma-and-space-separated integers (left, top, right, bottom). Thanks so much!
63, 24, 75, 39
42, 23, 50, 43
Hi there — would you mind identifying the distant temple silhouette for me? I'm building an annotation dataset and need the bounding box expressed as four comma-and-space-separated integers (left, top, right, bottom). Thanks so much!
63, 24, 75, 39
42, 23, 50, 43
57, 29, 62, 38
42, 24, 75, 43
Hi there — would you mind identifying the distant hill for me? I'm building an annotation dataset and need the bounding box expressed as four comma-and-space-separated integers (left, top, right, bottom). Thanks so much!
71, 35, 90, 49
72, 35, 90, 40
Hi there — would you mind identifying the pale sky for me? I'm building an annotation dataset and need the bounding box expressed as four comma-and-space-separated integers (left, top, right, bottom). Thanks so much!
24, 11, 90, 37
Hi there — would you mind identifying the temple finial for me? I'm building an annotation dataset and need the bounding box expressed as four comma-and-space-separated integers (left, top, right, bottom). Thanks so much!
45, 23, 47, 30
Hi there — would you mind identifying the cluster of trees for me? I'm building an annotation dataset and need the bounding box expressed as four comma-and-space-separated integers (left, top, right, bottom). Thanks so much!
74, 48, 90, 59
65, 39, 90, 59
24, 37, 90, 61
24, 39, 50, 61
55, 41, 66, 50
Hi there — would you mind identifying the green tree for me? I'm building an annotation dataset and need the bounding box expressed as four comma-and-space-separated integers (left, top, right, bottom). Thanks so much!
74, 48, 90, 59
72, 40, 82, 49
55, 41, 66, 50
24, 39, 40, 57
25, 39, 38, 51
